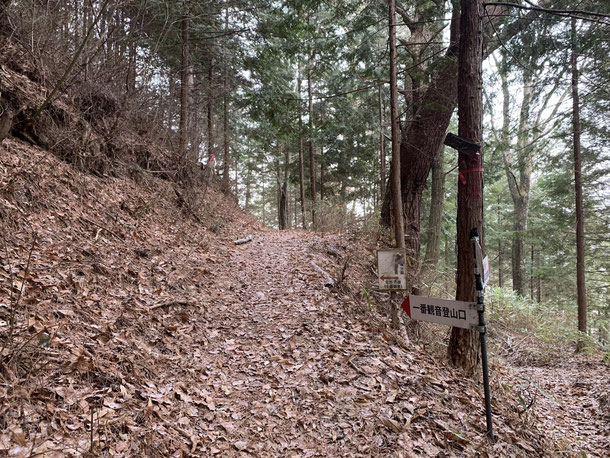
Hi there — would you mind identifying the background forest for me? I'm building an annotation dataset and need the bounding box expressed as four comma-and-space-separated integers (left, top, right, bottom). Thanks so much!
2, 0, 608, 346
1, 0, 610, 454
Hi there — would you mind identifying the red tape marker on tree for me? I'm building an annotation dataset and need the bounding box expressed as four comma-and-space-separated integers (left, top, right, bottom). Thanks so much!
458, 167, 484, 185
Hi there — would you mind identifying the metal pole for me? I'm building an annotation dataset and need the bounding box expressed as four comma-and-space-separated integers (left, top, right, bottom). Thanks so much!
470, 227, 494, 441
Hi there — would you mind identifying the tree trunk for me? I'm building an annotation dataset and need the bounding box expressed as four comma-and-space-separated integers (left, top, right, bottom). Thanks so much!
388, 0, 405, 329
536, 249, 541, 303
497, 194, 503, 288
530, 245, 534, 300
245, 163, 251, 211
179, 3, 191, 163
207, 54, 215, 163
422, 145, 446, 276
378, 83, 386, 207
127, 37, 137, 95
261, 175, 266, 226
284, 146, 290, 229
297, 62, 306, 229
222, 6, 230, 192
398, 8, 460, 282
307, 60, 317, 230
388, 0, 405, 251
319, 147, 324, 202
276, 152, 288, 230
571, 18, 587, 349
447, 0, 483, 374
381, 1, 544, 288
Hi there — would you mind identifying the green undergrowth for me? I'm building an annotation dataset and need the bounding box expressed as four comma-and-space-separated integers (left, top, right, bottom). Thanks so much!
486, 287, 608, 363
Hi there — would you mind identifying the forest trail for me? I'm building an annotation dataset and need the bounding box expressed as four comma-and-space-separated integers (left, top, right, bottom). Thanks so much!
144, 228, 608, 457
1, 141, 607, 456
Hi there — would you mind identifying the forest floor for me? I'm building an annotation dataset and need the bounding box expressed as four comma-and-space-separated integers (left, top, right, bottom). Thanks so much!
1, 138, 609, 457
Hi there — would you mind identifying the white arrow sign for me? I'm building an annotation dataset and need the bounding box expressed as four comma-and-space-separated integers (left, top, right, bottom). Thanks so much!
401, 295, 479, 330
377, 249, 407, 290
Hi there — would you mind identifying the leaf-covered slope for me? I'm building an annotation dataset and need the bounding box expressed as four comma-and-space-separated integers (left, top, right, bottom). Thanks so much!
0, 138, 561, 456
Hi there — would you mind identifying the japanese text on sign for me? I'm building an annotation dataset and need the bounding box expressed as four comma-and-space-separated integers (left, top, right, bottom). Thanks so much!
401, 295, 479, 329
377, 249, 407, 290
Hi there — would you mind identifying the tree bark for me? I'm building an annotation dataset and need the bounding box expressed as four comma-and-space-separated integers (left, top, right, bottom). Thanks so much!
497, 196, 503, 288
307, 58, 317, 230
388, 0, 405, 329
276, 150, 288, 230
501, 68, 533, 297
422, 145, 446, 277
447, 0, 483, 374
378, 83, 386, 207
571, 18, 587, 349
320, 147, 324, 202
530, 244, 534, 300
398, 8, 460, 283
222, 6, 230, 192
380, 0, 546, 287
389, 0, 405, 252
297, 62, 306, 229
245, 163, 252, 211
179, 2, 192, 163
207, 53, 215, 165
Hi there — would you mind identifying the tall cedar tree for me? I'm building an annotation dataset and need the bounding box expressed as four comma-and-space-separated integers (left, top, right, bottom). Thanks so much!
571, 17, 587, 349
447, 0, 484, 373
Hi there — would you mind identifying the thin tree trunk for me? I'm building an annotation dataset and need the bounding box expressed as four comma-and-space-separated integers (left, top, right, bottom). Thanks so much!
167, 71, 175, 130
207, 54, 215, 163
499, 63, 532, 297
378, 83, 386, 206
297, 62, 306, 229
389, 0, 405, 329
307, 58, 317, 230
571, 18, 587, 349
245, 160, 252, 211
222, 6, 230, 192
285, 146, 290, 229
447, 0, 483, 374
179, 3, 192, 163
530, 245, 534, 300
498, 194, 503, 288
320, 147, 324, 202
261, 175, 266, 226
422, 145, 446, 276
127, 36, 137, 94
537, 249, 541, 303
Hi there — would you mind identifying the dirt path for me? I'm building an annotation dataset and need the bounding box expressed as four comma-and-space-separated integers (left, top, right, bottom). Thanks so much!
135, 229, 541, 456
519, 362, 610, 456
190, 230, 610, 456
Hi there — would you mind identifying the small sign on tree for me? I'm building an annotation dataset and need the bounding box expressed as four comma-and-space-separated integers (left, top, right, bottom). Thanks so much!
377, 249, 407, 290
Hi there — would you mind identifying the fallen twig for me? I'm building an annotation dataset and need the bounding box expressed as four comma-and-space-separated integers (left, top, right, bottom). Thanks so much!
148, 300, 191, 311
311, 261, 334, 288
234, 235, 253, 245
80, 216, 122, 239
